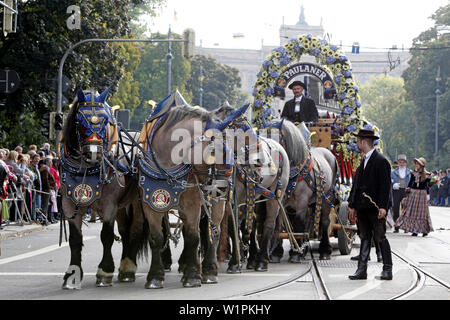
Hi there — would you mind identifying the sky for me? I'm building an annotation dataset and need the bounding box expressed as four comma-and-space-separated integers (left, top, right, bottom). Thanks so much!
144, 0, 448, 51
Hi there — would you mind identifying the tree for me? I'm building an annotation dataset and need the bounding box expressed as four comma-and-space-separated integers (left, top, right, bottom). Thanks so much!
186, 55, 242, 110
402, 4, 450, 169
359, 75, 406, 160
129, 31, 191, 129
0, 0, 164, 148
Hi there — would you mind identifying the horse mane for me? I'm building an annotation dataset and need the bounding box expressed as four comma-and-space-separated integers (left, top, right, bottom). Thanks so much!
272, 118, 308, 166
212, 104, 235, 120
61, 99, 81, 155
164, 104, 216, 128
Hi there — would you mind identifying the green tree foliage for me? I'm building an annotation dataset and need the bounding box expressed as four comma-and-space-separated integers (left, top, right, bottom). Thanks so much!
186, 55, 242, 110
359, 75, 406, 160
402, 4, 449, 169
0, 0, 163, 149
129, 31, 191, 129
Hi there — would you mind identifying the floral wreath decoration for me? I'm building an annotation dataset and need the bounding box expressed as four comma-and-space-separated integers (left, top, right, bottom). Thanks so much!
251, 34, 383, 165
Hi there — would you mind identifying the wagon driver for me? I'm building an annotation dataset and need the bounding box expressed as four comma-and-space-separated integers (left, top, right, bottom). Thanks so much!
281, 80, 319, 124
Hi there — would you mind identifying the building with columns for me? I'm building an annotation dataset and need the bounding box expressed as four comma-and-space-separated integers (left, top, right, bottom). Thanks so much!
196, 4, 411, 112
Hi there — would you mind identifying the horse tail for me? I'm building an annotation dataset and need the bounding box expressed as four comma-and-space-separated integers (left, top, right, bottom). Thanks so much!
135, 202, 150, 262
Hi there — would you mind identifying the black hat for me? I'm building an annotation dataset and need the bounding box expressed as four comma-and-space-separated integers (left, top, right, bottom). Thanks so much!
352, 129, 379, 140
288, 80, 306, 90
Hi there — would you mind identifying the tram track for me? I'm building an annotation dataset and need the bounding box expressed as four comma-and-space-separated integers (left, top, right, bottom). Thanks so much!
389, 249, 450, 300
223, 245, 333, 300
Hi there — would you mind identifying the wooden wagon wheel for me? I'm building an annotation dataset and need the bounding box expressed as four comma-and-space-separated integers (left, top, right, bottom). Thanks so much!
336, 201, 355, 255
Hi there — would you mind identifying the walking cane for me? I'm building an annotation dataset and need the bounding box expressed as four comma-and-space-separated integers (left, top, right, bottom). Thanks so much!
362, 192, 393, 228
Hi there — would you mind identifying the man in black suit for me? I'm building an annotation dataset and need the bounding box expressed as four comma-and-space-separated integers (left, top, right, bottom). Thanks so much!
281, 80, 318, 124
348, 129, 393, 280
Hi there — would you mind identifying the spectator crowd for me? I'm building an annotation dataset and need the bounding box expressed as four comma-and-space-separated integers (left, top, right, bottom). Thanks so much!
0, 143, 61, 230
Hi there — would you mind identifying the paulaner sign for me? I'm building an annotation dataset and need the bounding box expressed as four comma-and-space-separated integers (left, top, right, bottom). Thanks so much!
275, 63, 336, 99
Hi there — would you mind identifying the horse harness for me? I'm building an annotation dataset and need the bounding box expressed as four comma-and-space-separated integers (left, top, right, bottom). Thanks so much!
137, 114, 234, 244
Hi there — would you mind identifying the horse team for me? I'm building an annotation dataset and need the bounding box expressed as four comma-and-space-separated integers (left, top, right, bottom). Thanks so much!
59, 88, 339, 290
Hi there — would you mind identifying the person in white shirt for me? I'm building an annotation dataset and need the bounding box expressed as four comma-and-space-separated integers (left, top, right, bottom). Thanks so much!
391, 154, 411, 233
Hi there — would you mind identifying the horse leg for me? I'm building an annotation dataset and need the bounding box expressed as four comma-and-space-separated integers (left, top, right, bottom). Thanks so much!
201, 200, 225, 284
269, 213, 284, 263
161, 213, 173, 271
319, 206, 333, 260
96, 211, 117, 287
255, 199, 278, 271
143, 205, 165, 289
226, 205, 241, 273
62, 212, 84, 290
245, 216, 258, 269
117, 204, 145, 283
179, 203, 202, 288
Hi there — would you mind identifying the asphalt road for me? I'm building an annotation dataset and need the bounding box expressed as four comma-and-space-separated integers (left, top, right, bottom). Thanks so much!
0, 206, 449, 300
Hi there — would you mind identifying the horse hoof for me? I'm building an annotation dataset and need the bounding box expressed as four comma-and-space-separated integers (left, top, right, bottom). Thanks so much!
96, 276, 113, 287
145, 279, 164, 289
62, 279, 81, 290
201, 275, 218, 284
255, 262, 268, 272
227, 265, 242, 274
183, 278, 202, 288
319, 254, 331, 260
118, 271, 135, 283
270, 255, 281, 263
246, 260, 257, 270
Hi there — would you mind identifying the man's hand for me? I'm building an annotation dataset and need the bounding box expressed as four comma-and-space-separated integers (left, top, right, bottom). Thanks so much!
349, 208, 357, 222
378, 208, 387, 220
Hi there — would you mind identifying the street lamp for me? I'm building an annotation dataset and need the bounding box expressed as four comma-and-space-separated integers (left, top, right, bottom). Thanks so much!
435, 66, 441, 164
199, 65, 204, 107
167, 25, 173, 96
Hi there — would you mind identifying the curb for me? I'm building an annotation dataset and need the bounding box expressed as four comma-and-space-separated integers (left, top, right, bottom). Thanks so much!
0, 223, 48, 240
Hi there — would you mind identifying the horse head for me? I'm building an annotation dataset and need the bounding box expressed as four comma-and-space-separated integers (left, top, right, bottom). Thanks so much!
74, 88, 115, 164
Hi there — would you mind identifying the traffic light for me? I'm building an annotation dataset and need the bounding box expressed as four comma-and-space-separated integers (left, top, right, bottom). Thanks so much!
183, 28, 195, 59
54, 112, 64, 131
41, 113, 50, 138
2, 0, 17, 37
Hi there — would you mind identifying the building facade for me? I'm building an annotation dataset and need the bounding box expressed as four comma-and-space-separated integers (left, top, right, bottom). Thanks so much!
196, 4, 410, 112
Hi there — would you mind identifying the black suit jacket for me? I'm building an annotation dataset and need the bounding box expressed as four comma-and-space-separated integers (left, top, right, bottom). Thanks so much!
281, 96, 318, 123
348, 149, 392, 211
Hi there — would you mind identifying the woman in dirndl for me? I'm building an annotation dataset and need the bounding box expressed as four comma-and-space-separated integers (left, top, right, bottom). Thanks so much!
395, 157, 434, 237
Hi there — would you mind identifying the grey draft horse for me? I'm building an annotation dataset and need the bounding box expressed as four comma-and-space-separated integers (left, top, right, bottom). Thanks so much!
213, 105, 290, 272
135, 103, 249, 288
59, 88, 140, 289
266, 118, 339, 261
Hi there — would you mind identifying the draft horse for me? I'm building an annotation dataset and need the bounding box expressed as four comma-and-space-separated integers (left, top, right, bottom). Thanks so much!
135, 103, 249, 288
59, 88, 139, 289
262, 115, 339, 262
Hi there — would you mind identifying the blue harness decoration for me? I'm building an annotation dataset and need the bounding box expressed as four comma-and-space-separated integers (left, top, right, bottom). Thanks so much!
61, 170, 103, 207
138, 111, 192, 213
59, 88, 117, 208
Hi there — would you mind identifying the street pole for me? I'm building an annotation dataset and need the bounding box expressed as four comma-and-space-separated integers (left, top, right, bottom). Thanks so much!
435, 66, 441, 167
55, 37, 187, 147
199, 65, 203, 107
167, 26, 173, 96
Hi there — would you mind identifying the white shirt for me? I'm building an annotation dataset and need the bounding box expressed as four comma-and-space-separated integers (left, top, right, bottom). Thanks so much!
294, 96, 302, 113
398, 166, 407, 179
363, 148, 375, 169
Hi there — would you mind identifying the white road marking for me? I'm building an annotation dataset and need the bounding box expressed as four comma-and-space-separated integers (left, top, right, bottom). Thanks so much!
0, 236, 96, 265
0, 271, 291, 277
